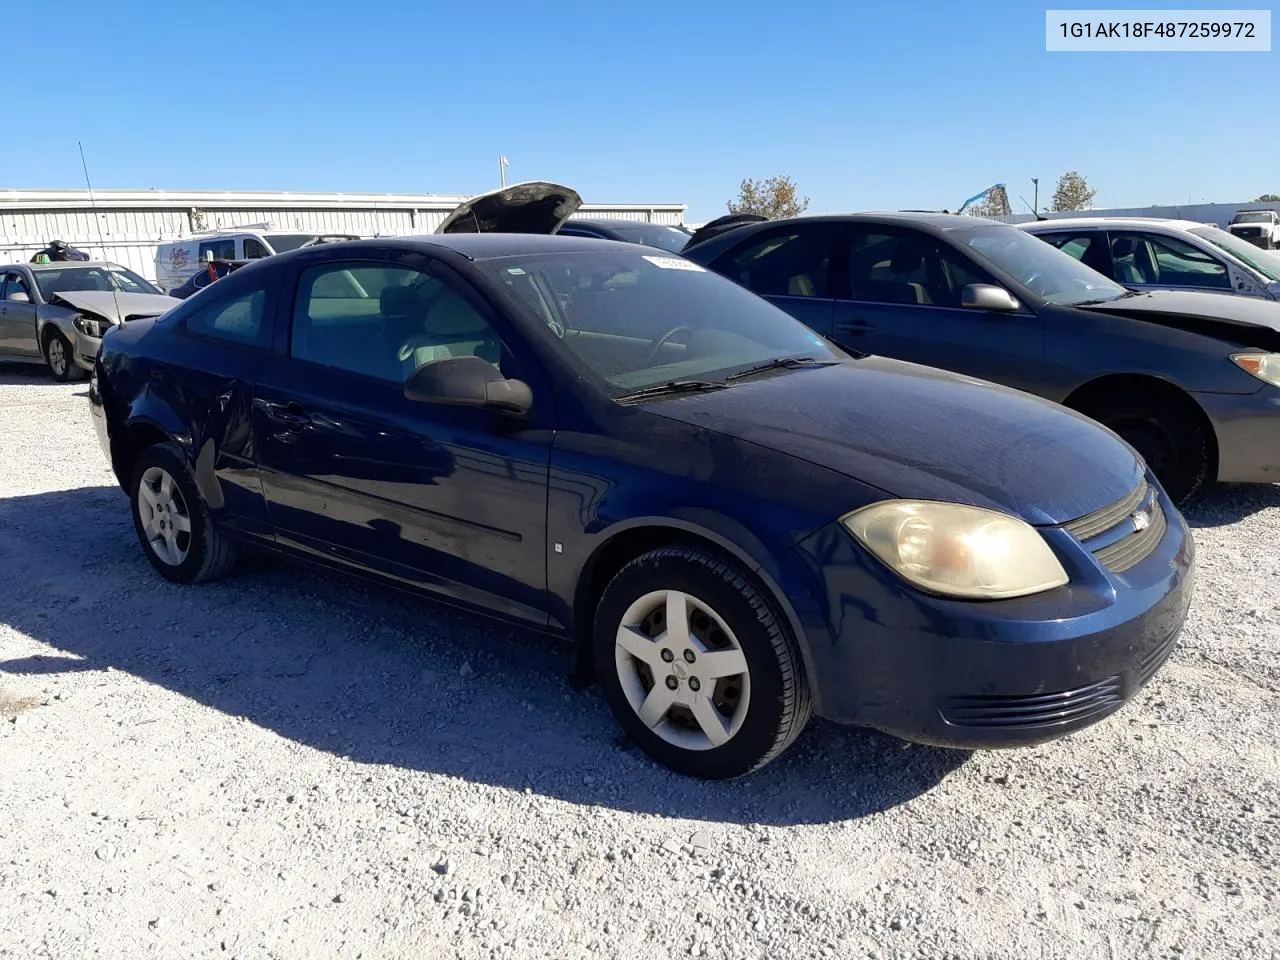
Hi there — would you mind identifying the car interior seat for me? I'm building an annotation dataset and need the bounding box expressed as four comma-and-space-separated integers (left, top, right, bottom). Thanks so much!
399, 289, 500, 377
1111, 237, 1154, 284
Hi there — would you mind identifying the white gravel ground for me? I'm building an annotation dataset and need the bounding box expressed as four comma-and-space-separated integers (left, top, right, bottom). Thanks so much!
1, 366, 1277, 960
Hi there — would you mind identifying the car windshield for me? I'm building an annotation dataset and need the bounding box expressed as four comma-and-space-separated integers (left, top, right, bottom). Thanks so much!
33, 266, 162, 298
608, 223, 692, 253
1190, 226, 1280, 281
263, 233, 319, 253
1232, 213, 1273, 224
480, 250, 844, 396
959, 226, 1128, 305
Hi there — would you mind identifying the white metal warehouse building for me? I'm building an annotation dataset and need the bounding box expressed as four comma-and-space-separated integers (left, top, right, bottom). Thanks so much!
0, 189, 687, 282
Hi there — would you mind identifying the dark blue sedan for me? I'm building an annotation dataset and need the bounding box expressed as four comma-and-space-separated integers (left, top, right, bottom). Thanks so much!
89, 234, 1193, 778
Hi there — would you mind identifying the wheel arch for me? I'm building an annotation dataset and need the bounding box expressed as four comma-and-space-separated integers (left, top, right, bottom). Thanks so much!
109, 397, 192, 492
1062, 372, 1219, 478
568, 518, 822, 712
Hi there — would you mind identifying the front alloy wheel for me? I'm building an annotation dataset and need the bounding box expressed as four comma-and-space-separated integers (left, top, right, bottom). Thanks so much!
137, 465, 193, 566
614, 589, 752, 751
594, 546, 812, 779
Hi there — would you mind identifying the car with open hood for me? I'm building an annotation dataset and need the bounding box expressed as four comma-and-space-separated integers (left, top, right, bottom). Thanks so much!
682, 212, 1280, 502
88, 232, 1192, 778
1019, 216, 1280, 302
0, 261, 177, 380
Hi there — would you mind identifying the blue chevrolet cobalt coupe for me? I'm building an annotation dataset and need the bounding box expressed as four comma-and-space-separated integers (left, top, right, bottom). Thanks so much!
89, 233, 1194, 778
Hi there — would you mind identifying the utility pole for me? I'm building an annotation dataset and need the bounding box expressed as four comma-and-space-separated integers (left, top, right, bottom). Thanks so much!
1031, 178, 1039, 216
499, 155, 509, 188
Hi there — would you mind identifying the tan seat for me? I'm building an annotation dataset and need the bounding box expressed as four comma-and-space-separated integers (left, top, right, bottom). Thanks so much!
788, 274, 816, 297
399, 289, 499, 375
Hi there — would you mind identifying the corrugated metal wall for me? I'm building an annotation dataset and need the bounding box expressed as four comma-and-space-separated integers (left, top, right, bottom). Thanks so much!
0, 190, 686, 281
998, 200, 1280, 229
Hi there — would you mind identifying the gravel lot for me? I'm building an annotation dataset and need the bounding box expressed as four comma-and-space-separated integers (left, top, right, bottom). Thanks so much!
1, 366, 1277, 960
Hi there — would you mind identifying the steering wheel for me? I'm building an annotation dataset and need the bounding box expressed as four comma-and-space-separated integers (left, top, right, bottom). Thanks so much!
643, 325, 695, 365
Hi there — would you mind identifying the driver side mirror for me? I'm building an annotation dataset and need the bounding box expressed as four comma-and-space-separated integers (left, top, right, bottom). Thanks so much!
404, 355, 532, 416
8, 291, 30, 304
960, 283, 1020, 312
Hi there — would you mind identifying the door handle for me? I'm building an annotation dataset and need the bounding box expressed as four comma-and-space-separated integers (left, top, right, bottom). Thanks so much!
267, 401, 311, 427
835, 318, 873, 334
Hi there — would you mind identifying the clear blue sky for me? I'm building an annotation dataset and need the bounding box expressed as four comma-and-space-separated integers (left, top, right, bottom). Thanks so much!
7, 0, 1275, 221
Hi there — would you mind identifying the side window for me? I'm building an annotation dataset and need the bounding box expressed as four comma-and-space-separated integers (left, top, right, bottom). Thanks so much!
1039, 232, 1113, 276
184, 288, 269, 348
290, 262, 502, 383
243, 238, 271, 259
724, 229, 831, 298
3, 272, 32, 301
1113, 232, 1230, 289
198, 238, 236, 262
850, 231, 995, 308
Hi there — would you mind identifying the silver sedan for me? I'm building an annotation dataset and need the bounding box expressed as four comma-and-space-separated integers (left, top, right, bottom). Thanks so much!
0, 261, 178, 380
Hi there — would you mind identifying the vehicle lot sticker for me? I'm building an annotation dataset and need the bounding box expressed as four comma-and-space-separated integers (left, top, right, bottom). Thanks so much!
642, 255, 705, 271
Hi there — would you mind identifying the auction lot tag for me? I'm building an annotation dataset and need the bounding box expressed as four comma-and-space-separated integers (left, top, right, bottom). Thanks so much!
643, 256, 706, 271
1046, 9, 1271, 50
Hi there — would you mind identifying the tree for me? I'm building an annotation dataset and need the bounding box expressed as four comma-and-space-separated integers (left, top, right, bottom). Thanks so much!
1051, 171, 1097, 212
1254, 193, 1280, 202
962, 185, 1012, 219
728, 176, 810, 219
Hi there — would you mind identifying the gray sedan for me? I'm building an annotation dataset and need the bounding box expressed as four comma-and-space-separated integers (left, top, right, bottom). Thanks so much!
0, 262, 177, 380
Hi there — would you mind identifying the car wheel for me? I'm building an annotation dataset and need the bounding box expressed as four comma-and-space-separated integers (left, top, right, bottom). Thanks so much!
42, 329, 83, 382
593, 546, 812, 779
130, 442, 238, 584
1093, 395, 1210, 504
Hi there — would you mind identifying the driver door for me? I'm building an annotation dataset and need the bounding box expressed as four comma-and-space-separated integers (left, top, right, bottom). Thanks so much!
831, 226, 1047, 392
252, 250, 556, 627
0, 271, 40, 358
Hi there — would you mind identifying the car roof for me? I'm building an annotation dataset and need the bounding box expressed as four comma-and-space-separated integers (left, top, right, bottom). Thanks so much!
14, 260, 128, 271
1021, 217, 1208, 231
274, 233, 642, 261
566, 218, 686, 230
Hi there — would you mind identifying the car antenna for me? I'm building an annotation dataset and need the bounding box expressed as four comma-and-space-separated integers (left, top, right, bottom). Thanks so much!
78, 140, 124, 324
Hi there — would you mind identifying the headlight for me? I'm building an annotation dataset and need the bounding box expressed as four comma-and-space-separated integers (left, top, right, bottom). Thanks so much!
842, 501, 1069, 600
73, 315, 105, 338
1231, 353, 1280, 387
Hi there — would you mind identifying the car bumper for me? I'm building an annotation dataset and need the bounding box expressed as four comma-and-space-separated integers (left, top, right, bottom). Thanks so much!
791, 486, 1195, 748
74, 330, 103, 371
88, 366, 111, 462
1195, 385, 1280, 483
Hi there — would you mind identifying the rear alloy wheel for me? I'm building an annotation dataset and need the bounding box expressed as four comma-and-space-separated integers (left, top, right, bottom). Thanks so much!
130, 442, 238, 584
43, 329, 83, 382
594, 546, 811, 779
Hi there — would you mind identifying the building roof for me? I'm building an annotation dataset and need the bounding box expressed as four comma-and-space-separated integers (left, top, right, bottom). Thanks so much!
1021, 217, 1211, 231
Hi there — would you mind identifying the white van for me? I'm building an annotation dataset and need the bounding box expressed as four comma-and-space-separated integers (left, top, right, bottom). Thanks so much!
154, 225, 358, 292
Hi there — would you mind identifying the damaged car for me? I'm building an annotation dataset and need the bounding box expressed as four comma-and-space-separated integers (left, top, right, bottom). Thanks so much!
0, 261, 178, 380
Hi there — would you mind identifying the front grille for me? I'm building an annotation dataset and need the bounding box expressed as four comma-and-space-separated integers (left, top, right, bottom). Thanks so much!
1233, 227, 1264, 239
1065, 481, 1148, 540
1064, 481, 1166, 574
941, 676, 1124, 729
1138, 627, 1180, 687
1094, 501, 1167, 572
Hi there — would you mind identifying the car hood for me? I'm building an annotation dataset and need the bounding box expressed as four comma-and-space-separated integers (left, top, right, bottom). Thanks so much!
48, 291, 177, 322
436, 181, 583, 235
1078, 289, 1280, 348
644, 358, 1143, 526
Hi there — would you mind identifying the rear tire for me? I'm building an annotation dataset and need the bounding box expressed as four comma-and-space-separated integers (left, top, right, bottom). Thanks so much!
130, 442, 238, 584
593, 546, 812, 779
43, 329, 84, 382
1086, 393, 1210, 504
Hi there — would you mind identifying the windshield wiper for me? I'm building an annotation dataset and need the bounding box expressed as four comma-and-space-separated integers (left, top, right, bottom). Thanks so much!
724, 355, 840, 382
614, 379, 730, 404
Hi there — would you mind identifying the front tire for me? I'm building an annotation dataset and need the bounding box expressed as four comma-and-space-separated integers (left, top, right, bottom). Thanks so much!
593, 546, 812, 779
129, 442, 238, 583
43, 329, 83, 382
1090, 394, 1210, 504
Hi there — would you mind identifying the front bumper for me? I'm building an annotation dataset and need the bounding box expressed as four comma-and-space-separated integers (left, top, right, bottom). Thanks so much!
791, 485, 1195, 748
73, 330, 103, 371
1195, 385, 1280, 483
